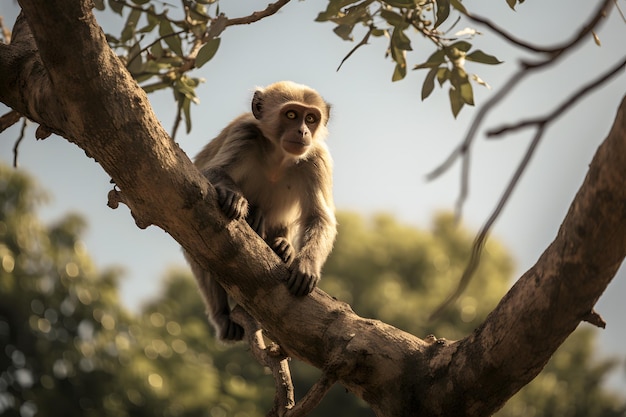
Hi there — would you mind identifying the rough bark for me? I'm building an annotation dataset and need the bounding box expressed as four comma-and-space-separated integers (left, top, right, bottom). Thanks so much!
1, 1, 625, 416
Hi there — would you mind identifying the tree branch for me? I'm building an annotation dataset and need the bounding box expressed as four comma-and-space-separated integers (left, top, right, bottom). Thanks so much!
224, 0, 291, 27
462, 0, 613, 55
3, 2, 626, 416
431, 55, 626, 319
427, 0, 617, 315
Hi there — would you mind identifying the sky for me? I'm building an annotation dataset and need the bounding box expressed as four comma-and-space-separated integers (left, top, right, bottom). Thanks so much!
1, 0, 625, 391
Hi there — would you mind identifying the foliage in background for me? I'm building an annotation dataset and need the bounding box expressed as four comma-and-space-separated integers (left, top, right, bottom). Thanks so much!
1, 165, 624, 416
317, 0, 502, 117
93, 0, 502, 138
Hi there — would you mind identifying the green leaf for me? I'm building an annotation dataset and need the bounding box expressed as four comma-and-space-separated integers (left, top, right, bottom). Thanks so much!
434, 0, 450, 29
450, 0, 467, 14
466, 50, 503, 65
449, 40, 472, 52
108, 0, 124, 15
315, 0, 361, 21
506, 0, 517, 10
371, 28, 387, 37
120, 8, 142, 43
421, 66, 438, 100
459, 79, 474, 105
391, 47, 407, 81
437, 67, 450, 86
449, 87, 464, 118
195, 38, 220, 68
127, 42, 143, 74
138, 7, 160, 34
392, 64, 406, 82
333, 24, 354, 41
413, 49, 446, 70
142, 81, 171, 94
182, 97, 192, 133
391, 27, 412, 51
150, 41, 163, 59
380, 9, 405, 27
93, 0, 105, 11
159, 19, 184, 56
449, 66, 468, 90
384, 0, 415, 7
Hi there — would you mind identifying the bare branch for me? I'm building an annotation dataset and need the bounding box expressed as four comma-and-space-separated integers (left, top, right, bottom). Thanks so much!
284, 373, 336, 417
428, 0, 617, 316
224, 0, 291, 27
0, 110, 21, 133
12, 117, 28, 168
231, 307, 296, 417
337, 27, 372, 72
431, 125, 544, 319
487, 56, 626, 138
463, 0, 612, 55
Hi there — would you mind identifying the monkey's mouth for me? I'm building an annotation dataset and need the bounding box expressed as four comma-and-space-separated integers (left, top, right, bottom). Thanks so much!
284, 140, 310, 155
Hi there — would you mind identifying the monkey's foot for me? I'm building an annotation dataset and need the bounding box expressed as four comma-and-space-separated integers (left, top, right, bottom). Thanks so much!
214, 316, 245, 341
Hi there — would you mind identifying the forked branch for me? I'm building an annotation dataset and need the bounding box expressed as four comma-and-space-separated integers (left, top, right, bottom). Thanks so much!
428, 0, 619, 317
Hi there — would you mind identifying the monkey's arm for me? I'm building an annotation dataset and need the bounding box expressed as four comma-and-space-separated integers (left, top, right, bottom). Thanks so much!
287, 152, 337, 296
287, 202, 337, 295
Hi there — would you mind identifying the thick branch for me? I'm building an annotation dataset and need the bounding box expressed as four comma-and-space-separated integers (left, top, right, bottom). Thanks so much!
424, 95, 626, 416
2, 2, 625, 417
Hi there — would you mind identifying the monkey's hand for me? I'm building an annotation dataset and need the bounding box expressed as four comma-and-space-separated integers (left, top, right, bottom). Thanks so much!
271, 237, 295, 264
286, 260, 320, 296
215, 186, 248, 220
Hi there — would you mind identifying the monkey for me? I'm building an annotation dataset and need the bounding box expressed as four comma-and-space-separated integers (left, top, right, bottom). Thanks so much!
184, 81, 337, 341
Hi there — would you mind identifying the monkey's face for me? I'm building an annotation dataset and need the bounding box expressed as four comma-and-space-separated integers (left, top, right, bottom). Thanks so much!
278, 103, 324, 156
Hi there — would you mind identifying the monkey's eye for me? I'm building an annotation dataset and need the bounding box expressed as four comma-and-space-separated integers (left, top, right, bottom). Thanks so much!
285, 110, 297, 119
305, 114, 317, 124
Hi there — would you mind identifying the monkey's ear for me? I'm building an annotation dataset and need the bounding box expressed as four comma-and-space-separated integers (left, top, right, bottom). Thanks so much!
252, 90, 264, 120
323, 103, 332, 126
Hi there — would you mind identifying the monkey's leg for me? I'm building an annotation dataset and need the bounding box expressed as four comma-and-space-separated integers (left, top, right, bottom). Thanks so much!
204, 277, 244, 341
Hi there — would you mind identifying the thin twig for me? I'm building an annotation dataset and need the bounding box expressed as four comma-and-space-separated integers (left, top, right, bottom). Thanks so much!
12, 118, 28, 168
431, 56, 625, 320
284, 373, 336, 417
428, 0, 616, 317
230, 307, 296, 417
0, 110, 21, 133
337, 27, 372, 72
463, 0, 613, 55
430, 125, 544, 320
224, 0, 291, 27
487, 56, 626, 138
615, 0, 626, 23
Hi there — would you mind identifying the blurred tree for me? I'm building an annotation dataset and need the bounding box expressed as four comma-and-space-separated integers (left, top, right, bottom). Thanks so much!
137, 212, 625, 417
0, 163, 200, 417
2, 1, 625, 415
1, 166, 624, 416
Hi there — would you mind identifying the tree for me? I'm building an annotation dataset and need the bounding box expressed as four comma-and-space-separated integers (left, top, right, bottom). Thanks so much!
0, 1, 625, 416
1, 167, 622, 416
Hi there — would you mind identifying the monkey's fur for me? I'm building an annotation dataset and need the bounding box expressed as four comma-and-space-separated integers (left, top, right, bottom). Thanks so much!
185, 81, 337, 341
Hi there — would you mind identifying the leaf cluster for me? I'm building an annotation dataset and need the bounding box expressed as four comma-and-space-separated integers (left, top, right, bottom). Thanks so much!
94, 0, 222, 135
316, 0, 503, 117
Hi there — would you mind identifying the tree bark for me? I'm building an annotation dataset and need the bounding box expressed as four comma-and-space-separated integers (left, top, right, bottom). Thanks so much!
1, 1, 625, 416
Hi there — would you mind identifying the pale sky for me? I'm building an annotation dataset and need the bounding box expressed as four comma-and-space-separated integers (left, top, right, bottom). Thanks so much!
1, 1, 625, 391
